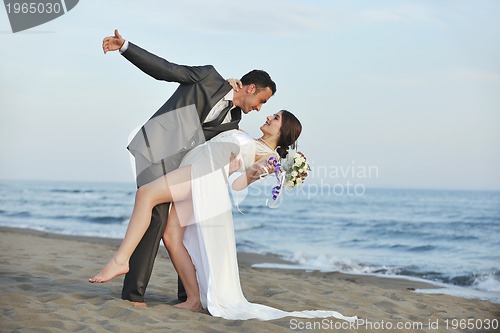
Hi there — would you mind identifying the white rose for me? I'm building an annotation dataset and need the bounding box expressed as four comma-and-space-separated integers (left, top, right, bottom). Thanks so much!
291, 171, 298, 177
287, 181, 295, 187
296, 178, 303, 185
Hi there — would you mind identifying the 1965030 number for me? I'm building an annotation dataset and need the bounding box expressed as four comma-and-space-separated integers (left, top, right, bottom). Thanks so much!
6, 2, 62, 14
445, 318, 499, 330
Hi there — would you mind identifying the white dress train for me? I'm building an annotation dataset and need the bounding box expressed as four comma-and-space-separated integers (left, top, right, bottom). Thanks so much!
178, 129, 357, 322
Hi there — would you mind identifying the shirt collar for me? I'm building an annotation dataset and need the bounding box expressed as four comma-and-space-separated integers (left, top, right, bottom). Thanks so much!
224, 90, 234, 102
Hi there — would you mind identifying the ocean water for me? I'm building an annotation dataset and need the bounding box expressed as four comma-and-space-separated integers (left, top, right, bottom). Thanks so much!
1, 179, 499, 303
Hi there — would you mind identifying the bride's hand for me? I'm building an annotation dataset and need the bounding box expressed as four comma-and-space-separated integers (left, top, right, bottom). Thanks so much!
254, 159, 275, 179
229, 153, 242, 175
227, 78, 243, 92
233, 156, 276, 190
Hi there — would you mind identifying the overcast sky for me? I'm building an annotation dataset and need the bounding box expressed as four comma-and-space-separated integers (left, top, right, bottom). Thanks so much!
1, 0, 499, 190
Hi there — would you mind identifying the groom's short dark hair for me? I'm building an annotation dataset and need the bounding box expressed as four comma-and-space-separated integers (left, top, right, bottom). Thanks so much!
241, 70, 276, 95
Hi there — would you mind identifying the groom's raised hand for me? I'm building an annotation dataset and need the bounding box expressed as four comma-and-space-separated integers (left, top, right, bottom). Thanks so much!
102, 29, 125, 54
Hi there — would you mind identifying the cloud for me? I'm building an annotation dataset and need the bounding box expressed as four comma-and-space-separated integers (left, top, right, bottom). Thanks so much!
358, 3, 439, 24
438, 68, 500, 84
359, 73, 422, 86
105, 0, 335, 36
358, 67, 500, 86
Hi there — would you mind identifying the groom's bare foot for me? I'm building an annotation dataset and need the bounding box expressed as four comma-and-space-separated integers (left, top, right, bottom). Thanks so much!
174, 300, 202, 312
89, 256, 129, 283
132, 302, 148, 308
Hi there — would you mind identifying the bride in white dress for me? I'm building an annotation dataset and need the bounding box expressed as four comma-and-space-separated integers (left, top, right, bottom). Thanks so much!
90, 110, 357, 323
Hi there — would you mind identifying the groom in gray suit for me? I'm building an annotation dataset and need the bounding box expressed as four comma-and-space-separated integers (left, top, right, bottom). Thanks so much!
102, 30, 276, 305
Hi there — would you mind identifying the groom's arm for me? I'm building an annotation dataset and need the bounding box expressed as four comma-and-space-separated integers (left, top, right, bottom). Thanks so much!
102, 30, 220, 85
121, 42, 215, 85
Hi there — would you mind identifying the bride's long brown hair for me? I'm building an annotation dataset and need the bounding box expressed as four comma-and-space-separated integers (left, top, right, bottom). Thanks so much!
276, 110, 302, 159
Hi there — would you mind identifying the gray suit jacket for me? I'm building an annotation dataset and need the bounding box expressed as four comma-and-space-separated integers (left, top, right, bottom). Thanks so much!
122, 42, 241, 186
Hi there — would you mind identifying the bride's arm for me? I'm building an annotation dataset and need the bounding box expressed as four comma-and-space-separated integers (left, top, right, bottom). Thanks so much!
227, 78, 243, 92
231, 154, 275, 191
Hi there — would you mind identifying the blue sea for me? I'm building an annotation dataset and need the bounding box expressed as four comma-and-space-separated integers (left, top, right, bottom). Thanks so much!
1, 179, 499, 303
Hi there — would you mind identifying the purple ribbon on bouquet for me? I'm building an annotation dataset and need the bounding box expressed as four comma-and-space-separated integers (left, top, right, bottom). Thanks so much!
267, 157, 281, 199
266, 157, 285, 208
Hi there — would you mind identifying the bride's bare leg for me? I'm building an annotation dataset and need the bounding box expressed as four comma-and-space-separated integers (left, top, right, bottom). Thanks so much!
163, 203, 201, 312
89, 166, 192, 283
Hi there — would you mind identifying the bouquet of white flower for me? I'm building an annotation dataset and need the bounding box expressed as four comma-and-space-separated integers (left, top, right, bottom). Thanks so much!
265, 151, 311, 208
281, 151, 311, 188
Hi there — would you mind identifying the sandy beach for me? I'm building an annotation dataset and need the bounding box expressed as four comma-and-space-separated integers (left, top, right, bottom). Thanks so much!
0, 227, 498, 332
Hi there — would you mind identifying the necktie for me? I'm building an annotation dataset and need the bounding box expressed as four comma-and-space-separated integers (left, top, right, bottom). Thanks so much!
230, 106, 241, 122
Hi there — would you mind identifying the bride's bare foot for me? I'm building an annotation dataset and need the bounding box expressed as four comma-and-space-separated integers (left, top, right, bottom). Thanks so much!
89, 256, 129, 283
174, 300, 202, 312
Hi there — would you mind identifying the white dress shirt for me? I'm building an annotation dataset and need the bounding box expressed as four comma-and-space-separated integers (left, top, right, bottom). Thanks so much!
203, 90, 234, 124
